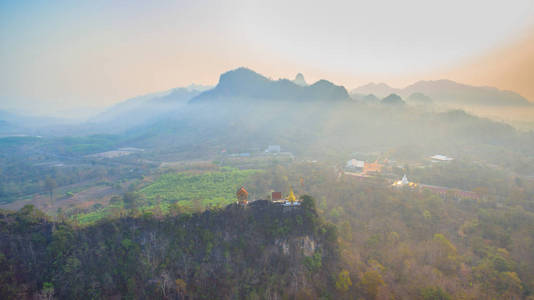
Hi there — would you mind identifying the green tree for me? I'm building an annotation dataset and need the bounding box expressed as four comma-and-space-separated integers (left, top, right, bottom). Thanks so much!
123, 192, 140, 211
39, 282, 54, 300
497, 271, 522, 296
16, 204, 47, 225
335, 270, 352, 293
420, 286, 451, 300
109, 195, 122, 205
174, 278, 187, 299
300, 194, 316, 211
303, 251, 322, 272
361, 270, 384, 299
431, 234, 458, 273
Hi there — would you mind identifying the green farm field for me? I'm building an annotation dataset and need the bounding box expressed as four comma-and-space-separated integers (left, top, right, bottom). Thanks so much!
74, 167, 260, 224
139, 167, 259, 206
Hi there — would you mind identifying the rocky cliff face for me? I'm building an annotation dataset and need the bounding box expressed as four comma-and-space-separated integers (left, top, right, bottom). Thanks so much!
0, 200, 339, 299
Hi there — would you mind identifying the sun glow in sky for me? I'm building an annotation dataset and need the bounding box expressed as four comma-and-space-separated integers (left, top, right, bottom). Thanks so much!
1, 0, 533, 115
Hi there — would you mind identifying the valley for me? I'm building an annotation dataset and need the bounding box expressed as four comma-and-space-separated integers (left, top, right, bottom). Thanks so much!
2, 2, 534, 298
1, 68, 533, 299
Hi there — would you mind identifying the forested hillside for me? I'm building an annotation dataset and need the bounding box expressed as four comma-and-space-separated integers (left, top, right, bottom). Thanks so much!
2, 160, 533, 299
0, 198, 340, 299
243, 163, 534, 299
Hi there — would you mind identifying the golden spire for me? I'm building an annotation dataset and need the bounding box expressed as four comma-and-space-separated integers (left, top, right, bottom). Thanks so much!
287, 187, 296, 203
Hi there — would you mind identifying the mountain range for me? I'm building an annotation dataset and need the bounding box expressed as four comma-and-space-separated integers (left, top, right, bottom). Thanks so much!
1, 67, 532, 184
190, 68, 349, 103
352, 80, 531, 106
85, 88, 204, 133
1, 67, 532, 138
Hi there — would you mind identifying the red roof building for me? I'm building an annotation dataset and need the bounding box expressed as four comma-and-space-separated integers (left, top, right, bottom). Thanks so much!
272, 192, 282, 201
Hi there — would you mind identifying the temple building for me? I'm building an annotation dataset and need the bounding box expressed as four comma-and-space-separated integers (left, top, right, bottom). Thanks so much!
283, 187, 300, 206
272, 191, 283, 202
236, 186, 249, 205
345, 159, 365, 171
363, 161, 382, 174
393, 174, 417, 188
287, 188, 296, 203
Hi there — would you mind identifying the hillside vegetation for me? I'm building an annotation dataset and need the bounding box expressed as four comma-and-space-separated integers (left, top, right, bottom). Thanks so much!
243, 163, 534, 299
0, 198, 340, 299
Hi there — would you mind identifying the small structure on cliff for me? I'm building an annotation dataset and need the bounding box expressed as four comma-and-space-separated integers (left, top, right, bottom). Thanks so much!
287, 188, 296, 203
283, 187, 300, 206
270, 188, 301, 206
236, 186, 249, 205
272, 191, 283, 202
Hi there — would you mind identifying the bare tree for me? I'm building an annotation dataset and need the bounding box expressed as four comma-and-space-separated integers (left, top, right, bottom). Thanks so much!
44, 177, 57, 204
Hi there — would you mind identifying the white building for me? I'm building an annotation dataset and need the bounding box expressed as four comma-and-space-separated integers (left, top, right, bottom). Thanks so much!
346, 159, 365, 170
431, 154, 454, 162
265, 145, 281, 153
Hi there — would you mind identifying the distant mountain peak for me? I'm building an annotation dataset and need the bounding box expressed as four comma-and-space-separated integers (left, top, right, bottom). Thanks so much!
352, 82, 400, 98
381, 93, 405, 105
191, 68, 349, 103
185, 83, 213, 92
404, 80, 530, 106
293, 73, 307, 86
407, 92, 433, 104
216, 67, 270, 89
353, 79, 530, 106
364, 82, 392, 88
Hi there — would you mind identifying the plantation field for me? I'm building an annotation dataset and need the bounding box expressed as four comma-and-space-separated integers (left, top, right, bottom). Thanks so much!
140, 168, 259, 206
71, 168, 260, 224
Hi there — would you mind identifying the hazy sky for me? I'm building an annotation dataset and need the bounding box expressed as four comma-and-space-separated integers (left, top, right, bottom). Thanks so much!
1, 0, 533, 116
